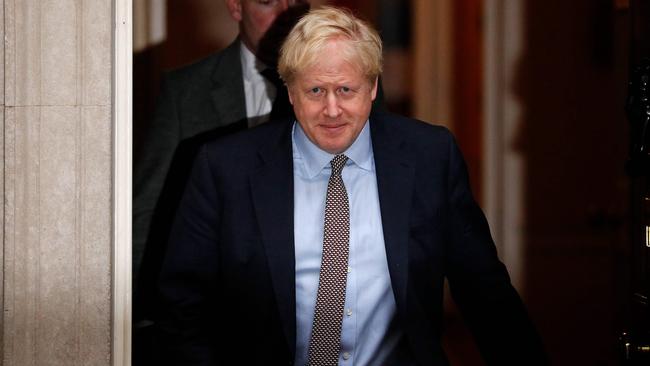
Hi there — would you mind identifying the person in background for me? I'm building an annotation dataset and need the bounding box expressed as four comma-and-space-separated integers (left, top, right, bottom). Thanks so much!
132, 1, 309, 363
156, 6, 547, 365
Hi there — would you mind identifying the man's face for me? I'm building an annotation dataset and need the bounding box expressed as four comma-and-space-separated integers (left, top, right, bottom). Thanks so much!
288, 40, 378, 154
226, 0, 303, 57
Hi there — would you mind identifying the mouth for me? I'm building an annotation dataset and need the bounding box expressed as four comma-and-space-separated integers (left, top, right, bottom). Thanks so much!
319, 123, 346, 133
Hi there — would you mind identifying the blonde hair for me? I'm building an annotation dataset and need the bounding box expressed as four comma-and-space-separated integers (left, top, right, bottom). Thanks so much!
278, 6, 383, 85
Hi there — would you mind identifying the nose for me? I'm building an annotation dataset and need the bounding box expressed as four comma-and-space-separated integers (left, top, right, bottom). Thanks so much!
324, 93, 342, 119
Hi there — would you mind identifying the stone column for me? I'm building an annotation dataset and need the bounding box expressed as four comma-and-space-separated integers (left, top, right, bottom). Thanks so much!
3, 0, 113, 365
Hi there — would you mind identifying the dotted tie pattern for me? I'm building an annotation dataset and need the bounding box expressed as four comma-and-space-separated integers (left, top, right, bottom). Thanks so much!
307, 154, 350, 366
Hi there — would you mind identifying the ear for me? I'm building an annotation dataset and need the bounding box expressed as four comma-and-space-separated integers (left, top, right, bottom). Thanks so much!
370, 77, 378, 101
225, 0, 243, 22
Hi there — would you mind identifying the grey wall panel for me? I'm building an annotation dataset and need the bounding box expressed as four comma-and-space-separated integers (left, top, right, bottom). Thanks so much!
3, 1, 113, 365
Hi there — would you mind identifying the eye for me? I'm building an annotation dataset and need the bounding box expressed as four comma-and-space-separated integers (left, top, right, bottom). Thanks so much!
257, 0, 282, 6
337, 86, 358, 98
308, 87, 324, 96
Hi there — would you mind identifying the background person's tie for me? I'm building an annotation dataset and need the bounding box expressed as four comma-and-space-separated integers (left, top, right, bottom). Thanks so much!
261, 68, 293, 121
308, 154, 350, 366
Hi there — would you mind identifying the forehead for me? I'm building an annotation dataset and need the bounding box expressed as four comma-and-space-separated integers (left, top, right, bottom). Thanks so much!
298, 40, 364, 77
300, 60, 363, 83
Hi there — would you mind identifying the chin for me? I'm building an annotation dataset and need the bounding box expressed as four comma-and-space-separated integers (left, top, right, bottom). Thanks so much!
322, 143, 347, 154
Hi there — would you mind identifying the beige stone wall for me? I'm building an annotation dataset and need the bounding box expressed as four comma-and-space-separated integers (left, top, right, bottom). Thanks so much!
3, 0, 113, 365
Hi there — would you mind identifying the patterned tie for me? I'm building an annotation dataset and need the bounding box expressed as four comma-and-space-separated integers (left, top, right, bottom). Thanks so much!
308, 154, 350, 366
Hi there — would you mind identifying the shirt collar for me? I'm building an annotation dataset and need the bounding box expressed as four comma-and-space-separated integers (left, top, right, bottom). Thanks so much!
239, 40, 266, 82
293, 120, 374, 179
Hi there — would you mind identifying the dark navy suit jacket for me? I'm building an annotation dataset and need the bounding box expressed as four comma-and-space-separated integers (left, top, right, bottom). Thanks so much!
156, 112, 547, 365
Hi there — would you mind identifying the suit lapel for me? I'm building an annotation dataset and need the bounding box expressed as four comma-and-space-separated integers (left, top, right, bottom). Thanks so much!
370, 114, 415, 317
249, 121, 297, 356
210, 41, 247, 127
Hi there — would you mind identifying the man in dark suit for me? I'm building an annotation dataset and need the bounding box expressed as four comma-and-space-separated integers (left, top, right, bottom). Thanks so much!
157, 6, 547, 366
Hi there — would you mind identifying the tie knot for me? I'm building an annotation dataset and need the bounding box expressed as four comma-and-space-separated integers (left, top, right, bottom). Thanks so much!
330, 154, 348, 176
261, 67, 283, 88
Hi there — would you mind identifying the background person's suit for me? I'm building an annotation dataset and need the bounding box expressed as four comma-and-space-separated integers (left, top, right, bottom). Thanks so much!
156, 112, 547, 365
132, 41, 251, 364
133, 40, 247, 290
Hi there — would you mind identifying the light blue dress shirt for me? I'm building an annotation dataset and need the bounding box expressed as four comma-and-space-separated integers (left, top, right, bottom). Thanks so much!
292, 121, 403, 366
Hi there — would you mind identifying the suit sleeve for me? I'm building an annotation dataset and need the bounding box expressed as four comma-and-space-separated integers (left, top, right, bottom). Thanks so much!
132, 74, 182, 280
155, 145, 221, 365
443, 133, 548, 365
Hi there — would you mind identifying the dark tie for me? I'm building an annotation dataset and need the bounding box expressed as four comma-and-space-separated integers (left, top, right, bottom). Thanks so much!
261, 68, 294, 121
308, 154, 350, 366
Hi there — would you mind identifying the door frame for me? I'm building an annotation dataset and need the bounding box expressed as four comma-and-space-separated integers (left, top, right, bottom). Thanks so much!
113, 0, 133, 365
